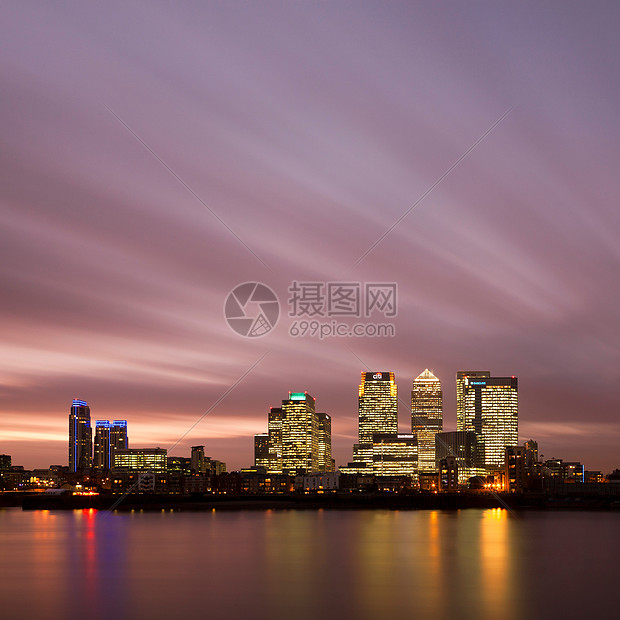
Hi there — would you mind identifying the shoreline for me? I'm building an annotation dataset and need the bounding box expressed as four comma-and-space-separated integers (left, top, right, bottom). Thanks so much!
5, 492, 620, 512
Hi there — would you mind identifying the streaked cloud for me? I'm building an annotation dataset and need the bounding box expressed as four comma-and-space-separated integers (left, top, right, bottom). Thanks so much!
1, 1, 619, 472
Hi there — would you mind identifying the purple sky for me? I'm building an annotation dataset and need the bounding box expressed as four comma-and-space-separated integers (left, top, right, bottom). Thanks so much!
1, 1, 619, 472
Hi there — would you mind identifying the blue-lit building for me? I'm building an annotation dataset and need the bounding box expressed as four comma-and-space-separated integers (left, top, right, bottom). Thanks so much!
69, 399, 92, 472
94, 419, 128, 470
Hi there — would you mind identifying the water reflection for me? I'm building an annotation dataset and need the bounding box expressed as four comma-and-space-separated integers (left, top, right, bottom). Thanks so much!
480, 508, 509, 615
0, 508, 616, 620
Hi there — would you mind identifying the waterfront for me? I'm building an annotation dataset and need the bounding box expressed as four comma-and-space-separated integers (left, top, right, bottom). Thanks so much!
0, 508, 617, 620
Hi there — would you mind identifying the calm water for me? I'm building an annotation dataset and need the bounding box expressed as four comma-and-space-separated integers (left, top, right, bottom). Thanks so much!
0, 507, 617, 619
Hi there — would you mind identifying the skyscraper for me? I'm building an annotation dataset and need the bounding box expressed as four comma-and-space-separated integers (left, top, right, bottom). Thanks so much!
94, 419, 128, 470
456, 371, 490, 431
355, 372, 398, 465
69, 398, 92, 472
110, 420, 128, 453
461, 375, 518, 469
267, 407, 283, 472
94, 421, 111, 470
317, 412, 334, 473
281, 392, 319, 474
411, 369, 443, 472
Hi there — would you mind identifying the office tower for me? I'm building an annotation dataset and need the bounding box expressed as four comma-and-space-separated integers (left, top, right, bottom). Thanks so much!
113, 448, 167, 471
435, 430, 481, 483
411, 369, 443, 472
372, 434, 418, 479
94, 420, 129, 470
356, 372, 398, 465
456, 371, 490, 431
254, 433, 271, 469
69, 398, 92, 472
461, 376, 518, 469
191, 445, 206, 474
281, 392, 318, 475
268, 407, 283, 473
317, 413, 334, 473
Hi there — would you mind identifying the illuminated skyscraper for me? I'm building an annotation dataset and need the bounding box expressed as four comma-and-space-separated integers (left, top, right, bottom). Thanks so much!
69, 399, 92, 472
317, 413, 334, 473
411, 369, 442, 472
456, 371, 490, 431
94, 420, 128, 470
267, 407, 283, 472
94, 421, 111, 470
355, 372, 398, 465
281, 392, 319, 475
462, 376, 518, 469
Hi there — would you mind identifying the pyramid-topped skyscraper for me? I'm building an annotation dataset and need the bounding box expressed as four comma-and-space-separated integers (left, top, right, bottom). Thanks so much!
411, 369, 443, 472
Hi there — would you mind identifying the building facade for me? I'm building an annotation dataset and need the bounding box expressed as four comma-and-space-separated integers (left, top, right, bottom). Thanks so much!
411, 369, 443, 472
94, 421, 110, 470
69, 399, 92, 472
372, 434, 418, 480
113, 448, 167, 472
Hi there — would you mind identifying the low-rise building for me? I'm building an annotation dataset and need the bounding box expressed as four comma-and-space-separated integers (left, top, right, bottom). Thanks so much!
296, 472, 340, 492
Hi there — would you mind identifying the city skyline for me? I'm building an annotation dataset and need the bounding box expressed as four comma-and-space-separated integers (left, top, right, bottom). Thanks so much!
2, 4, 619, 620
4, 366, 615, 476
1, 2, 620, 474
